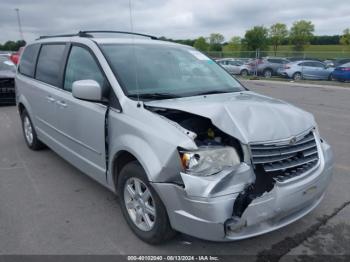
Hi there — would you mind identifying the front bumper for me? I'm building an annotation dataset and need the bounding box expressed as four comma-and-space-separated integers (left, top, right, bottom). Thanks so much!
277, 69, 289, 78
152, 140, 334, 241
0, 78, 16, 104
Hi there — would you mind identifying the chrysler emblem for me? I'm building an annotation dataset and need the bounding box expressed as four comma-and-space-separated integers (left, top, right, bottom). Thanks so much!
289, 137, 297, 145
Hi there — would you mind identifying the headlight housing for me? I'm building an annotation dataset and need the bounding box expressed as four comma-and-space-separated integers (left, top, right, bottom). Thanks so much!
179, 146, 240, 176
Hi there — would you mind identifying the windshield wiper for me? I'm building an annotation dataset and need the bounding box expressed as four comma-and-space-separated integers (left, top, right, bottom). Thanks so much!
193, 90, 235, 96
128, 93, 181, 100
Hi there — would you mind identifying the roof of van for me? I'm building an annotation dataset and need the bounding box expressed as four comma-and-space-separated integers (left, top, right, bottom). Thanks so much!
34, 31, 191, 48
34, 36, 190, 49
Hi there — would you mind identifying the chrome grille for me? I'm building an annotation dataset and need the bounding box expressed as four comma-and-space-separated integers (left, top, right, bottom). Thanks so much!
250, 131, 319, 182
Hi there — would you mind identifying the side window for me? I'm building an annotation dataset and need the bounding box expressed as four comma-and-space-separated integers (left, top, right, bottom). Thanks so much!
64, 46, 107, 93
270, 59, 284, 64
36, 44, 66, 86
18, 44, 40, 77
301, 62, 312, 67
312, 62, 325, 68
268, 59, 276, 63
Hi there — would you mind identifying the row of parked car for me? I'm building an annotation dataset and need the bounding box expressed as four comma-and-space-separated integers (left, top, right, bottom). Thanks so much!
216, 57, 350, 82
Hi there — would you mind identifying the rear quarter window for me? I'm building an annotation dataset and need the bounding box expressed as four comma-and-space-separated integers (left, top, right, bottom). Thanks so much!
35, 44, 66, 86
18, 44, 40, 77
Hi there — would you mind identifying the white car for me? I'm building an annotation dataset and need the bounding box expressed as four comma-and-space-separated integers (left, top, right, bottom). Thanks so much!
217, 59, 251, 76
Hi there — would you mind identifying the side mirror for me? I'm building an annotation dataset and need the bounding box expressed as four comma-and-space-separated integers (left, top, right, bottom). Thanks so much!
72, 80, 103, 102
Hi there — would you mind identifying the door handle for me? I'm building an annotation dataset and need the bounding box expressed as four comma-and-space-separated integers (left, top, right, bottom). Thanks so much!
47, 96, 56, 103
56, 100, 67, 108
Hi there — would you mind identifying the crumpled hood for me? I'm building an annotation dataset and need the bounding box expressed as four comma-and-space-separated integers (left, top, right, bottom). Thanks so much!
145, 91, 315, 144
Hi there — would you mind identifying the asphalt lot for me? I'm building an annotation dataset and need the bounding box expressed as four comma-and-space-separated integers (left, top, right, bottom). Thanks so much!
0, 81, 349, 260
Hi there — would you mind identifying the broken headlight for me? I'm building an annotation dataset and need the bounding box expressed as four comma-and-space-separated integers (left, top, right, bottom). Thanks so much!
179, 146, 240, 176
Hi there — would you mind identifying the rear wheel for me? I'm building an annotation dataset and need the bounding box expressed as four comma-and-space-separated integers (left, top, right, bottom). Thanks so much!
263, 69, 272, 78
240, 69, 248, 77
118, 161, 176, 244
293, 72, 302, 81
21, 109, 44, 150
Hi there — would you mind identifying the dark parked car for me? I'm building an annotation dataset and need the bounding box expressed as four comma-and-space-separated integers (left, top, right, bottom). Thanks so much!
333, 59, 350, 67
0, 57, 16, 104
331, 62, 350, 82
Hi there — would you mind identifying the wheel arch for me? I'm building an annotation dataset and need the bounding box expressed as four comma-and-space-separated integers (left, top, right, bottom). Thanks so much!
18, 102, 25, 116
111, 150, 138, 191
240, 69, 248, 74
293, 71, 302, 79
17, 95, 33, 120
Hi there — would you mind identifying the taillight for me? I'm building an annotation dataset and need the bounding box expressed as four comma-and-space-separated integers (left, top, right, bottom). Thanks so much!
284, 65, 291, 69
10, 54, 19, 65
340, 67, 350, 71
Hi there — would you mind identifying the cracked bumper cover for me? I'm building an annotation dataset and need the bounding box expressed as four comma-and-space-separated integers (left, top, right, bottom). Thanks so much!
152, 140, 334, 241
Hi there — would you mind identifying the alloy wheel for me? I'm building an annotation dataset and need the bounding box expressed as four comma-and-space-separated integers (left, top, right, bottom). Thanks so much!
264, 70, 272, 78
23, 116, 33, 145
123, 177, 156, 231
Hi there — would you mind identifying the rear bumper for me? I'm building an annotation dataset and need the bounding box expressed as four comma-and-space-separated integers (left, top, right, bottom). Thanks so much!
153, 140, 334, 241
277, 69, 291, 78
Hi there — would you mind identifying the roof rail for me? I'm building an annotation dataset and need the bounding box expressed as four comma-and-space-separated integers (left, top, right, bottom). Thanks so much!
37, 33, 80, 40
37, 30, 157, 40
79, 30, 158, 40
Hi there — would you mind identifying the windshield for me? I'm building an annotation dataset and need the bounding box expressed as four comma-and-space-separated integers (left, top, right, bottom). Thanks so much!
100, 43, 244, 99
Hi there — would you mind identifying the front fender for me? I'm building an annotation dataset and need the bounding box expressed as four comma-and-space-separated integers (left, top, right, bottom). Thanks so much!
108, 134, 164, 184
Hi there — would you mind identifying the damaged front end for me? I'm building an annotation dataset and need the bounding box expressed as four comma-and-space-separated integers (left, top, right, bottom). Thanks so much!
146, 105, 334, 241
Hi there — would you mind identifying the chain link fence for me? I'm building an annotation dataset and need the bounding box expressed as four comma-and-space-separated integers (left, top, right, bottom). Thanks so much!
205, 50, 350, 60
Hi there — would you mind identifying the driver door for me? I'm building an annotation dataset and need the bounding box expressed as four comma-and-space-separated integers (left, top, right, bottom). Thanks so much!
53, 44, 109, 182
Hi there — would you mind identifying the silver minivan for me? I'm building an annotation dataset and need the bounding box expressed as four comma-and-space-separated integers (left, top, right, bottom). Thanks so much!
16, 31, 334, 244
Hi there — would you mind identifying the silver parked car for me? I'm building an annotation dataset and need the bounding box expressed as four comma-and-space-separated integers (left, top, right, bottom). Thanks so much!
251, 57, 290, 78
16, 31, 334, 244
278, 60, 335, 81
217, 59, 251, 76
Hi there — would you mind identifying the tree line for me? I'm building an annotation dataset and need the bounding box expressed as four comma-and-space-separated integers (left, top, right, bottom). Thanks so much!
1, 21, 350, 53
0, 40, 26, 51
160, 20, 350, 54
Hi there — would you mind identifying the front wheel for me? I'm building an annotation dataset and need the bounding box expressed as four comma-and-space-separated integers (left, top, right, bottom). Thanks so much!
240, 69, 248, 77
263, 69, 272, 78
118, 161, 176, 244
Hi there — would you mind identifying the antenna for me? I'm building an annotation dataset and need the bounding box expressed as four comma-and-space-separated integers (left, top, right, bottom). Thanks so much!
15, 8, 24, 41
128, 0, 141, 107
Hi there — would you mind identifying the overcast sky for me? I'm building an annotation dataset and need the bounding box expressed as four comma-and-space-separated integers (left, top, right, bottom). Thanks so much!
1, 0, 349, 44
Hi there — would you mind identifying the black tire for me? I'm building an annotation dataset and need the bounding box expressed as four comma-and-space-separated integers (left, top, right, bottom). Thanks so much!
263, 69, 272, 78
293, 72, 302, 81
20, 109, 44, 150
117, 161, 176, 244
240, 69, 248, 77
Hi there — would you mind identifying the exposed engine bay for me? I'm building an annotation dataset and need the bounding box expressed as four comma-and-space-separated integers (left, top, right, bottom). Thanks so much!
147, 106, 276, 218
